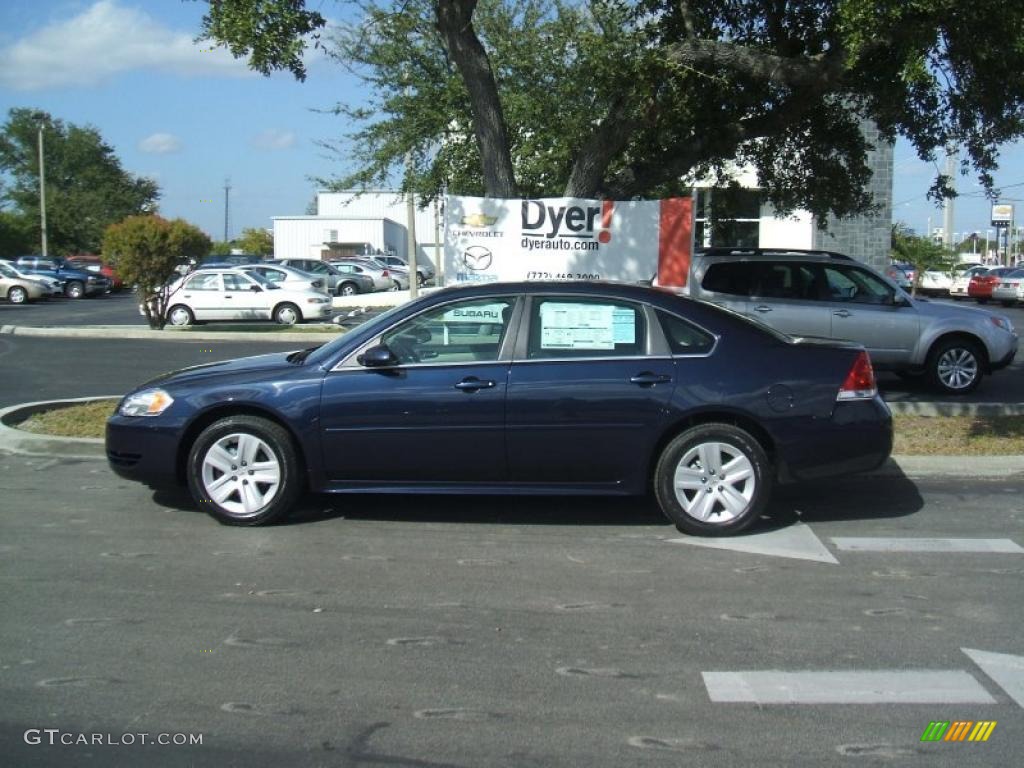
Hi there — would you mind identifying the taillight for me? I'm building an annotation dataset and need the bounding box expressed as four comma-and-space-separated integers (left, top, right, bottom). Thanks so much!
837, 350, 877, 401
381, 269, 390, 277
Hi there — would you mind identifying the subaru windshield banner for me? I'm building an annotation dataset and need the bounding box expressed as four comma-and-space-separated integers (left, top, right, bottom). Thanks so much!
444, 195, 693, 287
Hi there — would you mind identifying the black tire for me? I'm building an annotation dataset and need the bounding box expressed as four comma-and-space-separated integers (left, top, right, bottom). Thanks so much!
391, 280, 402, 291
926, 337, 984, 395
167, 304, 194, 327
654, 423, 771, 537
977, 298, 989, 305
186, 415, 303, 526
273, 302, 301, 325
1001, 300, 1016, 307
8, 286, 28, 304
65, 280, 84, 299
417, 272, 425, 287
337, 282, 358, 296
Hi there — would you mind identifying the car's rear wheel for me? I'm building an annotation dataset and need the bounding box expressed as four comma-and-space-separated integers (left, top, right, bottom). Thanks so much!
187, 416, 302, 526
391, 280, 402, 291
273, 303, 300, 325
654, 423, 771, 537
167, 305, 194, 327
8, 286, 28, 304
927, 338, 983, 395
65, 281, 84, 299
417, 272, 425, 287
337, 282, 358, 296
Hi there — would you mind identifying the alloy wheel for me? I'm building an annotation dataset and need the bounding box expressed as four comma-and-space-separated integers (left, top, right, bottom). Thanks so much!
200, 433, 282, 519
672, 441, 756, 523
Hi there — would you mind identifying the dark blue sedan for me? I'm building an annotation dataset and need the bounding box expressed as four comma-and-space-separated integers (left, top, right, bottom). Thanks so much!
106, 282, 892, 536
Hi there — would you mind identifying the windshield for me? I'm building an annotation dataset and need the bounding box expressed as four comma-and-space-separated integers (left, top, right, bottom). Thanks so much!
305, 302, 412, 367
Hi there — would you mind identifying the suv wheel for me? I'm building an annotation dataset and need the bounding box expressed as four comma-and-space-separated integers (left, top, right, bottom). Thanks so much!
65, 280, 84, 299
927, 338, 983, 395
654, 423, 771, 537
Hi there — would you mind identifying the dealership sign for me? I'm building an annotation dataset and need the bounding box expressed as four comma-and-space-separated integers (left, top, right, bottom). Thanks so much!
444, 195, 693, 287
991, 203, 1013, 228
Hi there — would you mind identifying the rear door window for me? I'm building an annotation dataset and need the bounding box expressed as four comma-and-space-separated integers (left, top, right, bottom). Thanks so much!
701, 262, 755, 296
527, 298, 644, 359
824, 265, 893, 304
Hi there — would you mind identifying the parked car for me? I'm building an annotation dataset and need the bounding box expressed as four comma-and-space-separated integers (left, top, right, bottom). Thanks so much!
199, 254, 268, 267
238, 263, 326, 293
0, 261, 49, 303
0, 259, 63, 297
107, 281, 892, 535
373, 254, 436, 287
949, 265, 991, 300
991, 268, 1024, 307
327, 258, 394, 292
884, 264, 912, 291
917, 268, 954, 296
671, 247, 1017, 394
968, 267, 1017, 304
269, 258, 373, 296
66, 254, 123, 291
347, 256, 409, 290
154, 268, 332, 326
14, 255, 111, 298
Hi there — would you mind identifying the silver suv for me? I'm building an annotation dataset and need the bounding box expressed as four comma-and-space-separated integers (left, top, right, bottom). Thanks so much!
677, 248, 1018, 395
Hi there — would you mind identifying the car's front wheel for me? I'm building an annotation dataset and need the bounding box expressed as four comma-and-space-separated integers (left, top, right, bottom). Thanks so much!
167, 305, 194, 327
8, 286, 28, 304
654, 423, 771, 537
64, 280, 84, 299
927, 337, 983, 395
337, 282, 358, 296
273, 303, 300, 325
186, 415, 302, 526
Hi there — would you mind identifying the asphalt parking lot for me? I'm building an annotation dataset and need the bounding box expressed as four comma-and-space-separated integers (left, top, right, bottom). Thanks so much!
0, 290, 1021, 766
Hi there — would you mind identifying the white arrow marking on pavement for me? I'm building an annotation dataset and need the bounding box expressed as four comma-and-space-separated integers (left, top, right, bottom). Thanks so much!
702, 670, 995, 704
962, 648, 1024, 709
666, 523, 838, 564
831, 538, 1023, 553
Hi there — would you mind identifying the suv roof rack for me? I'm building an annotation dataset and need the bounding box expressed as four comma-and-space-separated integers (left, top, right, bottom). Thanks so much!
696, 247, 853, 261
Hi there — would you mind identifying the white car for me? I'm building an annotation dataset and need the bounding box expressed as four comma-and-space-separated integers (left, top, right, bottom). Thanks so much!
153, 268, 332, 326
991, 268, 1024, 307
918, 268, 953, 296
949, 265, 990, 300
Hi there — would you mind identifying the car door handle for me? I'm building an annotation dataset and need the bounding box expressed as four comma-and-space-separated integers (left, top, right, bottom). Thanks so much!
454, 377, 496, 392
753, 305, 772, 313
833, 309, 851, 318
630, 372, 672, 386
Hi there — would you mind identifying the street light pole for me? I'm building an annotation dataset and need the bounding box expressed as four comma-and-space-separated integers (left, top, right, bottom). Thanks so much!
32, 113, 48, 257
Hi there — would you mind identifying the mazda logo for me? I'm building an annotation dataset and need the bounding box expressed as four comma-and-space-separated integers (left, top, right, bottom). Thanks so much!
462, 246, 492, 271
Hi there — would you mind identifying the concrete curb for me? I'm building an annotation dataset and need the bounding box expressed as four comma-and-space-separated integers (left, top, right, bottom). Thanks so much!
0, 324, 344, 343
886, 401, 1024, 417
1, 398, 1021, 478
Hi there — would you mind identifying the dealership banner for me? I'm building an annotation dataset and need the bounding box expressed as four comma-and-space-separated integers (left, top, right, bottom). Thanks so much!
444, 195, 693, 287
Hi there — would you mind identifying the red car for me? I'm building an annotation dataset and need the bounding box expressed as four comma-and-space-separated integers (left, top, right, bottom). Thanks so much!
967, 266, 1015, 304
67, 254, 123, 291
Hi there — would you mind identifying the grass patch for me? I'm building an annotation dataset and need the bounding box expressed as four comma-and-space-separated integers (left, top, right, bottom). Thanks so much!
893, 414, 1024, 456
15, 399, 118, 439
13, 400, 1024, 456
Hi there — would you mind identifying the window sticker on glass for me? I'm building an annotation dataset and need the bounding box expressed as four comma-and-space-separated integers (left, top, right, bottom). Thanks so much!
539, 302, 617, 349
442, 303, 507, 325
612, 307, 636, 344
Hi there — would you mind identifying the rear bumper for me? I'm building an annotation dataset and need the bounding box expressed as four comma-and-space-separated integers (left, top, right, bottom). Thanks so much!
777, 396, 893, 483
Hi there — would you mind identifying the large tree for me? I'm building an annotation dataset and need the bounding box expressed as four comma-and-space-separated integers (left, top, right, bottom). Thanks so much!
200, 1, 1024, 220
0, 108, 160, 255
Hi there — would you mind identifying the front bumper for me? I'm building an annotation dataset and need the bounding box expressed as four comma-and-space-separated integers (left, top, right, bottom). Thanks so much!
106, 414, 186, 488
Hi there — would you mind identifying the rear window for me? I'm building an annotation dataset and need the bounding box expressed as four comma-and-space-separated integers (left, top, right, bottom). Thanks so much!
701, 261, 754, 296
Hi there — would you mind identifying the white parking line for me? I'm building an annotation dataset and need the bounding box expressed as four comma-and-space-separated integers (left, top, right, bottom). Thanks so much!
702, 670, 995, 704
666, 523, 838, 564
962, 648, 1024, 708
831, 538, 1023, 553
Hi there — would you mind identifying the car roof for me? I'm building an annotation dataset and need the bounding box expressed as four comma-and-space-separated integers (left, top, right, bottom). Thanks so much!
696, 247, 854, 262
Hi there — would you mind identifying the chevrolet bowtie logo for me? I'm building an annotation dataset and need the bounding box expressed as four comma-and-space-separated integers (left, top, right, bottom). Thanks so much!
460, 213, 497, 227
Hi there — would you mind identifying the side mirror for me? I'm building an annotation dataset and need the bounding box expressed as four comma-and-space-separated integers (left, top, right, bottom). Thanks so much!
250, 284, 262, 292
357, 344, 399, 368
890, 293, 911, 307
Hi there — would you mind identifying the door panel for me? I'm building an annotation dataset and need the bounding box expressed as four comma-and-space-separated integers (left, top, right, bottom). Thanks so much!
822, 265, 919, 364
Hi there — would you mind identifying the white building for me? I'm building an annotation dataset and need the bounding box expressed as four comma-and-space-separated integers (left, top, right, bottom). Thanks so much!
272, 190, 443, 265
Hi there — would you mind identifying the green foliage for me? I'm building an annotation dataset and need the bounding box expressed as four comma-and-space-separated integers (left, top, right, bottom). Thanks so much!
209, 240, 234, 256
102, 216, 210, 329
0, 210, 35, 258
237, 227, 274, 255
201, 1, 1024, 220
0, 108, 160, 255
891, 224, 957, 296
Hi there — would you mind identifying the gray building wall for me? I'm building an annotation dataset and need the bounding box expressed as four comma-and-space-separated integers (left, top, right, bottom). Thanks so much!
813, 120, 894, 270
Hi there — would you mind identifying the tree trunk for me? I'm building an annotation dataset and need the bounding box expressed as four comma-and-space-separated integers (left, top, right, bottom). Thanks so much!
435, 0, 517, 198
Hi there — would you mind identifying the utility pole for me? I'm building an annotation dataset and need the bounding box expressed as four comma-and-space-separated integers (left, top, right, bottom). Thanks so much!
223, 177, 231, 243
405, 152, 419, 300
31, 112, 48, 257
942, 148, 956, 250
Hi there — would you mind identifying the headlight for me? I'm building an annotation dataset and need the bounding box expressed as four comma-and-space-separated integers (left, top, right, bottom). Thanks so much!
306, 297, 329, 304
990, 316, 1015, 334
119, 389, 174, 417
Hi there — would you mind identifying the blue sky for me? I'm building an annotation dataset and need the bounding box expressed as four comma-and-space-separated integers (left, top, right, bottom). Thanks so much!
1, 0, 1022, 245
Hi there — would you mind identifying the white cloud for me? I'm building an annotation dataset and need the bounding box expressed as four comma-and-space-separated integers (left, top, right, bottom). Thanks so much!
251, 129, 296, 151
0, 0, 253, 91
138, 133, 181, 154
